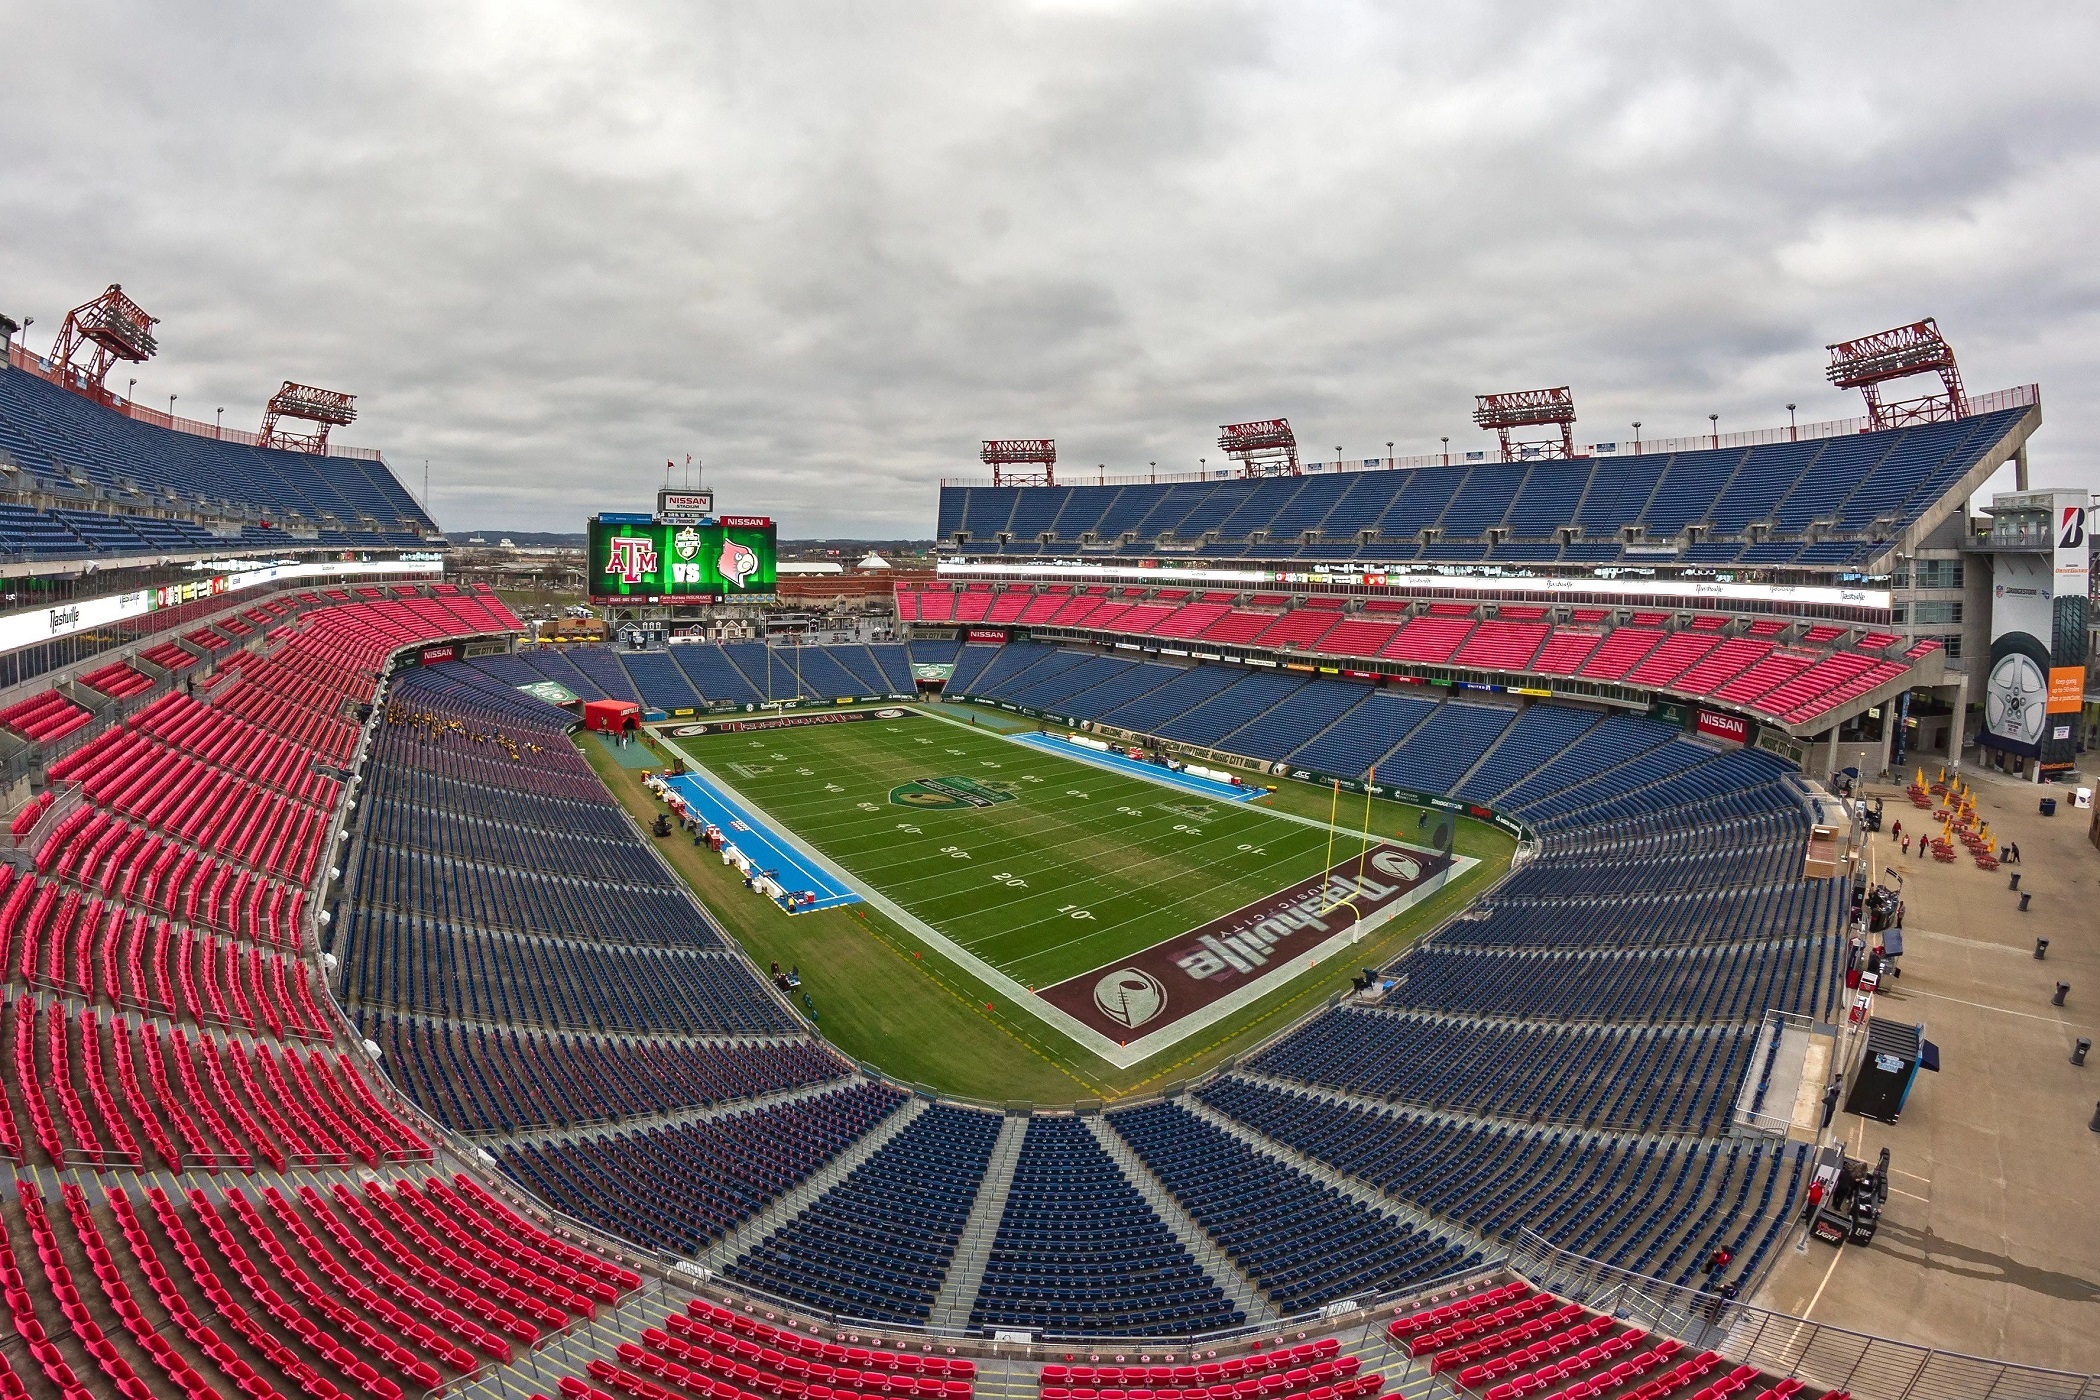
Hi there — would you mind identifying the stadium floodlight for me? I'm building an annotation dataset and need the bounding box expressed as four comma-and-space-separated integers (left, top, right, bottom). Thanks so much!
1472, 386, 1577, 460
1826, 318, 1968, 430
1217, 418, 1301, 477
258, 381, 358, 455
46, 284, 159, 403
980, 439, 1056, 488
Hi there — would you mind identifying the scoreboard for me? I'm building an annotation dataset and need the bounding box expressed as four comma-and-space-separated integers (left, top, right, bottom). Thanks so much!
589, 513, 777, 603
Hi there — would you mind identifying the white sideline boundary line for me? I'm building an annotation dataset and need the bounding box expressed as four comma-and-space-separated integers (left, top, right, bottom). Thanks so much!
999, 730, 1263, 802
670, 706, 1475, 1069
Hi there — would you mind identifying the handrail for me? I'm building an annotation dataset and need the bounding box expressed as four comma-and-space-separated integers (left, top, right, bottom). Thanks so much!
1506, 1230, 2095, 1400
6, 340, 389, 461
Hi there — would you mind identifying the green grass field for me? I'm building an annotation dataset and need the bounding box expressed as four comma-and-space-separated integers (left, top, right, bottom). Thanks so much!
581, 703, 1513, 1102
675, 711, 1375, 989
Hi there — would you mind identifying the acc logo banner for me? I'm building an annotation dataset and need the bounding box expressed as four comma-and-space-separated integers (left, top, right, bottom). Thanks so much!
719, 538, 760, 589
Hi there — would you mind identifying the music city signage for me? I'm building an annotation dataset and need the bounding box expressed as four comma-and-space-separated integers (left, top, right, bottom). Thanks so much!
1036, 844, 1459, 1055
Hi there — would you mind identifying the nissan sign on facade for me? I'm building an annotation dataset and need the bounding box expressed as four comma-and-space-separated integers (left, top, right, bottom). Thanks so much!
1695, 709, 1750, 745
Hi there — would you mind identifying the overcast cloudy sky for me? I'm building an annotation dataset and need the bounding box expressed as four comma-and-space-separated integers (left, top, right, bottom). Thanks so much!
5, 2, 2096, 536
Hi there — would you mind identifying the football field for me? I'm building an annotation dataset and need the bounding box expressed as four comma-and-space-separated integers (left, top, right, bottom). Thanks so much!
667, 706, 1468, 1063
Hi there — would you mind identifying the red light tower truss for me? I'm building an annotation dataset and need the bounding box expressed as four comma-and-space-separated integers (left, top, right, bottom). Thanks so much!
980, 439, 1056, 488
1826, 318, 1968, 430
1473, 386, 1577, 460
47, 284, 159, 403
258, 382, 358, 455
1217, 418, 1300, 477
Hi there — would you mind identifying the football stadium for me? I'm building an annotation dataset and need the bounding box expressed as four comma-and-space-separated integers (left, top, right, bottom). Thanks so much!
0, 281, 2092, 1400
3, 10, 2099, 1399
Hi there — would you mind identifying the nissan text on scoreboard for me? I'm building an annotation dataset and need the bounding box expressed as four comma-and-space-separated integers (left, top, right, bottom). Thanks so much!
590, 510, 778, 603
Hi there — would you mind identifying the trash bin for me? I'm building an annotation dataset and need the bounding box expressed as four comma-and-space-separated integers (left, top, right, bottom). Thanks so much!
2040, 797, 2058, 816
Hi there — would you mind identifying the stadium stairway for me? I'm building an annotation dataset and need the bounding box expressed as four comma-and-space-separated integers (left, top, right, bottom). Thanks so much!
1170, 1096, 1499, 1277
925, 1116, 1030, 1329
1079, 1115, 1282, 1326
700, 1098, 931, 1271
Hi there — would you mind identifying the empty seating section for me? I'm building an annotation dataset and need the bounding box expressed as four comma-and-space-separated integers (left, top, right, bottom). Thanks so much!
728, 1105, 1003, 1322
623, 651, 704, 711
1493, 714, 1677, 811
901, 582, 1921, 721
334, 903, 782, 1035
0, 549, 1865, 1361
1577, 628, 1663, 680
939, 407, 2025, 569
1035, 1340, 1367, 1400
76, 661, 153, 698
504, 1084, 910, 1255
333, 670, 797, 1036
1219, 680, 1365, 761
1195, 1078, 1806, 1288
1453, 621, 1547, 671
567, 646, 642, 701
1455, 706, 1597, 804
0, 690, 91, 743
970, 1117, 1242, 1336
1387, 1279, 1837, 1400
939, 629, 1839, 1311
1376, 704, 1512, 794
362, 1013, 848, 1134
12, 1171, 640, 1400
0, 589, 845, 1400
1289, 692, 1435, 780
561, 1297, 982, 1400
1107, 1101, 1471, 1312
1382, 616, 1474, 664
1246, 1011, 1757, 1135
671, 644, 767, 705
0, 363, 438, 549
4, 994, 426, 1170
1380, 939, 1837, 1024
139, 639, 200, 671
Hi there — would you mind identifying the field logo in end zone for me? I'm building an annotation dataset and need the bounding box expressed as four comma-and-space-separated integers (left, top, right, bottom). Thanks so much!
1094, 969, 1166, 1029
1037, 843, 1451, 1044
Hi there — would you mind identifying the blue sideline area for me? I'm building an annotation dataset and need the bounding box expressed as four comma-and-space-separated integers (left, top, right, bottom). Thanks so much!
663, 771, 862, 913
1003, 729, 1264, 802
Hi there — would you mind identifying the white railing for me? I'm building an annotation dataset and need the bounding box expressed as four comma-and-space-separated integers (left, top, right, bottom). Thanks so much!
1506, 1231, 2094, 1400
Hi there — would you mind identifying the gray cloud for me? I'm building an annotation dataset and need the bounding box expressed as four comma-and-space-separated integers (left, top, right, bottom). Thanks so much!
4, 0, 2094, 535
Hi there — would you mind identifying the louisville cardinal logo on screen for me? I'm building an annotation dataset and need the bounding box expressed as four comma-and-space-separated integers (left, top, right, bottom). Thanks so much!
719, 538, 760, 589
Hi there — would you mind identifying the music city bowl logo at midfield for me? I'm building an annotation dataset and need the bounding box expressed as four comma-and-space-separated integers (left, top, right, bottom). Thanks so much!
1093, 968, 1166, 1029
719, 538, 760, 589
